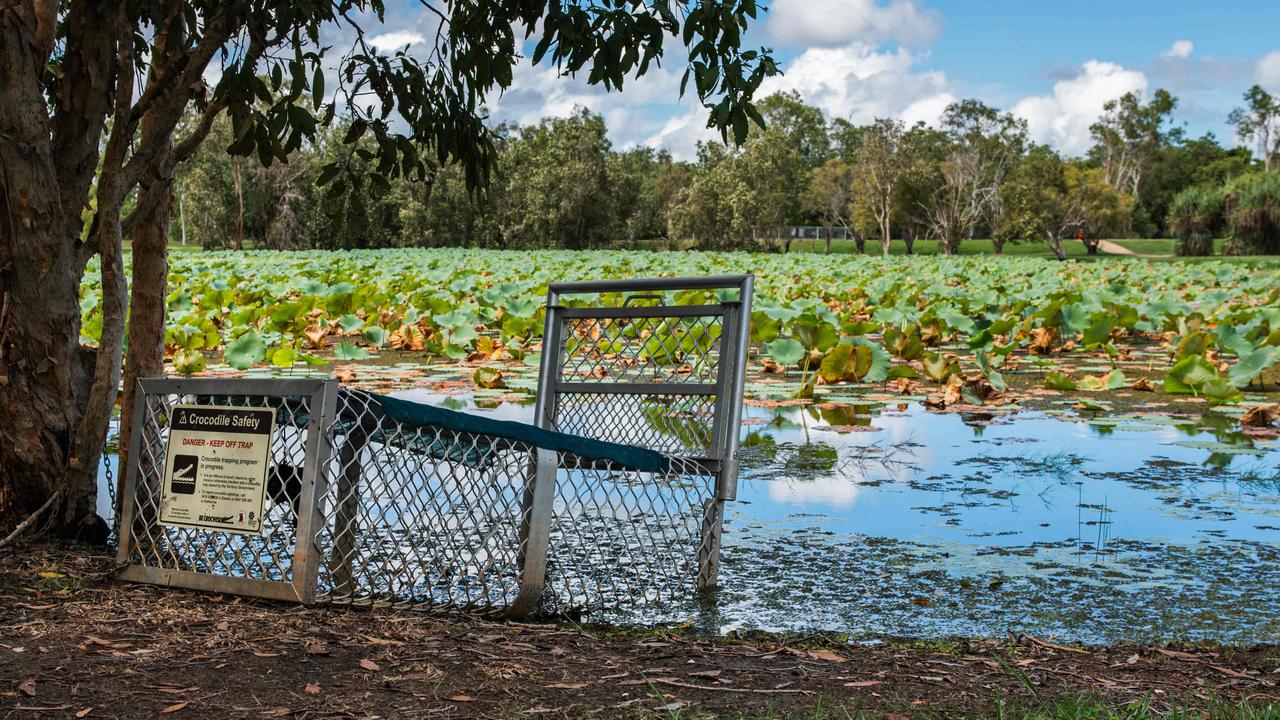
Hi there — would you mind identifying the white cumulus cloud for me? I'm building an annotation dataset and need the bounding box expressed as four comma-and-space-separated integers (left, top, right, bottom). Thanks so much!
760, 44, 955, 125
1012, 60, 1148, 156
366, 30, 426, 51
488, 55, 693, 155
644, 43, 957, 158
767, 0, 941, 48
1257, 50, 1280, 90
1161, 40, 1194, 59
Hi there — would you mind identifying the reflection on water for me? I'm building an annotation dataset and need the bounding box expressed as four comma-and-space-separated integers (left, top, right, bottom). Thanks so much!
102, 383, 1280, 643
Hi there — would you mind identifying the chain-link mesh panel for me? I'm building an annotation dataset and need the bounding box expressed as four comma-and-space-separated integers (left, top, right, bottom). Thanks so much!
540, 291, 748, 604
540, 454, 716, 613
122, 392, 313, 587
310, 391, 717, 615
313, 390, 530, 612
559, 312, 725, 386
553, 393, 717, 456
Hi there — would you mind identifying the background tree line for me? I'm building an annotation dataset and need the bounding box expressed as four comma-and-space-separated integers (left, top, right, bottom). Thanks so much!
179, 85, 1280, 256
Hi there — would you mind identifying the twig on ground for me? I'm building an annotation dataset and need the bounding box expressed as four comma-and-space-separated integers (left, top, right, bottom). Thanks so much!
0, 488, 63, 548
1015, 631, 1088, 655
648, 677, 815, 695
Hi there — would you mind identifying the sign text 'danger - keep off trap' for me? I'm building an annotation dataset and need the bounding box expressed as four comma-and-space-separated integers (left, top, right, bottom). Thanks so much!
159, 404, 276, 535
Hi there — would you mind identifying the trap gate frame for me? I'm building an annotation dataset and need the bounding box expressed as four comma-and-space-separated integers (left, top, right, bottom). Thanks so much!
115, 275, 753, 617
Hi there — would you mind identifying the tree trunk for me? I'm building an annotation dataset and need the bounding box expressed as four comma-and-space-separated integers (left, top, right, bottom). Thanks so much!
992, 237, 1005, 254
904, 232, 916, 255
0, 9, 91, 534
233, 162, 245, 250
119, 179, 173, 503
1047, 233, 1067, 261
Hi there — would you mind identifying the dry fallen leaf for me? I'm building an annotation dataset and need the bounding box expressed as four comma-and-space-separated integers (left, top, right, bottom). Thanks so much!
160, 702, 188, 714
359, 659, 381, 672
761, 358, 784, 374
1029, 327, 1059, 355
1242, 404, 1280, 428
215, 620, 229, 631
75, 708, 92, 718
448, 695, 476, 702
546, 682, 588, 690
305, 682, 321, 695
19, 676, 36, 697
844, 680, 882, 688
305, 643, 330, 656
1156, 648, 1202, 661
806, 650, 847, 664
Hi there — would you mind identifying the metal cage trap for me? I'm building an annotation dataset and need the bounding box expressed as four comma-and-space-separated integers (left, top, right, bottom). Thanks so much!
116, 275, 754, 618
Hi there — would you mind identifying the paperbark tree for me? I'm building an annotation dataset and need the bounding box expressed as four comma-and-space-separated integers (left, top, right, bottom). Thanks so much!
923, 101, 1026, 255
1229, 85, 1280, 174
0, 0, 776, 540
806, 159, 856, 253
850, 118, 911, 256
1090, 89, 1180, 202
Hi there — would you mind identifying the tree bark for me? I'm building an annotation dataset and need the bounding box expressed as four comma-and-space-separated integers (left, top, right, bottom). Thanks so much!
233, 163, 245, 250
118, 9, 184, 497
62, 11, 138, 534
119, 176, 173, 494
0, 6, 92, 533
1047, 233, 1067, 261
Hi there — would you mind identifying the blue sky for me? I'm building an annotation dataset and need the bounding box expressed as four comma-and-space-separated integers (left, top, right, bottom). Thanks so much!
363, 1, 1280, 160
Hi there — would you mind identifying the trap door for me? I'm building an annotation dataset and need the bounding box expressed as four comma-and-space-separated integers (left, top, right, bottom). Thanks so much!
533, 275, 754, 587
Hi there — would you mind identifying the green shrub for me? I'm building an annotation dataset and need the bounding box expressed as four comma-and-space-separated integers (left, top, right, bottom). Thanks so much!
1167, 184, 1224, 256
1224, 171, 1280, 254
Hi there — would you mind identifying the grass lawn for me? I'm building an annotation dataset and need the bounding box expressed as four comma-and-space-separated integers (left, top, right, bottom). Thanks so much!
781, 237, 1175, 258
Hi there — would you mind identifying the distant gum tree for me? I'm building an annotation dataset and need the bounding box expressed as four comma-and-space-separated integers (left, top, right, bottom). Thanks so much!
850, 118, 912, 256
1089, 89, 1180, 202
806, 159, 857, 253
1004, 146, 1133, 260
923, 100, 1027, 255
1229, 85, 1280, 173
0, 0, 776, 541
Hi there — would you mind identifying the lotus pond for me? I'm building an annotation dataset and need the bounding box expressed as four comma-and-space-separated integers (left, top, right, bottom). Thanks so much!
89, 249, 1280, 642
100, 355, 1280, 645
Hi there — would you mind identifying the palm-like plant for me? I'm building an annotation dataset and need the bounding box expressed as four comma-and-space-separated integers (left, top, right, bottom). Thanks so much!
1168, 185, 1224, 256
1224, 172, 1280, 255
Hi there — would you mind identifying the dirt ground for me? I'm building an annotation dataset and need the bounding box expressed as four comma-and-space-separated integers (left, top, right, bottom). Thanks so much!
0, 544, 1277, 719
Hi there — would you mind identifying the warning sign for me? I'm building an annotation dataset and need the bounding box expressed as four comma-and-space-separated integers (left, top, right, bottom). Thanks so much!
158, 404, 276, 534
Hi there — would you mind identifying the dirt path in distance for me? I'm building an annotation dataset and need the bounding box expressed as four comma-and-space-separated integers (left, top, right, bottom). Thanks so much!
1097, 240, 1138, 256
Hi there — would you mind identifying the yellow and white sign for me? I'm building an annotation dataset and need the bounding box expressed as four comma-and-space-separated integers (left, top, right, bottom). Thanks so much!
159, 404, 276, 534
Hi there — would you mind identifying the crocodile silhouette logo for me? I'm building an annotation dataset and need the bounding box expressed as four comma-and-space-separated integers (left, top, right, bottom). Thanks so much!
170, 454, 198, 494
